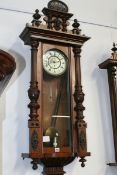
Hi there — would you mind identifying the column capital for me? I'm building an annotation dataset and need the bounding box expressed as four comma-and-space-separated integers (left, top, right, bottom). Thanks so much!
30, 39, 39, 49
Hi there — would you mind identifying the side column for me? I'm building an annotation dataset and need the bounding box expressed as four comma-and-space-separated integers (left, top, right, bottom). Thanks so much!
73, 46, 90, 167
108, 66, 117, 162
28, 39, 42, 169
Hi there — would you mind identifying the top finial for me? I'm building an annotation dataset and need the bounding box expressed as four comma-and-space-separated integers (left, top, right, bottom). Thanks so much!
31, 9, 41, 27
111, 43, 117, 60
72, 19, 81, 35
111, 43, 117, 53
48, 0, 68, 13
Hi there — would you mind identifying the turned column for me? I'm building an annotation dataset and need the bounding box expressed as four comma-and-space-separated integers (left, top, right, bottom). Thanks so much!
73, 46, 89, 167
108, 66, 117, 161
28, 39, 40, 122
28, 39, 41, 169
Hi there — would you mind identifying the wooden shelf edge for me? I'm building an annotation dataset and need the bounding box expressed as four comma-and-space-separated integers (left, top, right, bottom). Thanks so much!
99, 59, 117, 69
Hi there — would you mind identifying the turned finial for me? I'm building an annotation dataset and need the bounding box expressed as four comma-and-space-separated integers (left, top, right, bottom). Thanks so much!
111, 43, 117, 60
111, 43, 117, 53
72, 19, 81, 34
31, 9, 41, 27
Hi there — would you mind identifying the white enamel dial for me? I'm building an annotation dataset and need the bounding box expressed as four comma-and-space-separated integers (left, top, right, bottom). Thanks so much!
43, 49, 67, 76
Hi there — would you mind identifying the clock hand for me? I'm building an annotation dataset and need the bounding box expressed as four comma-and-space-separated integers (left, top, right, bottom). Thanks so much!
52, 59, 60, 64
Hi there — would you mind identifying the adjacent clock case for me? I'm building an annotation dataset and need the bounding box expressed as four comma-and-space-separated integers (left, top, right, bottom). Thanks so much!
20, 0, 90, 174
99, 43, 117, 166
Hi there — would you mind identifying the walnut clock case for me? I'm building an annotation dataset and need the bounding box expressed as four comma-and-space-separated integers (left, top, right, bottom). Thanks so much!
20, 0, 90, 174
99, 44, 117, 166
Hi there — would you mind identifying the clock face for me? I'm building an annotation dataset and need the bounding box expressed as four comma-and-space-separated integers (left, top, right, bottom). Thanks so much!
43, 49, 67, 76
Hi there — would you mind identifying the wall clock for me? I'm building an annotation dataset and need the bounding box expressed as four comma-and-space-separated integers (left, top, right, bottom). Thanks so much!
99, 43, 117, 166
20, 0, 90, 174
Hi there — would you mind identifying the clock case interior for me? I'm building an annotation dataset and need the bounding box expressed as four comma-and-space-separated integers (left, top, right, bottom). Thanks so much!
42, 45, 72, 150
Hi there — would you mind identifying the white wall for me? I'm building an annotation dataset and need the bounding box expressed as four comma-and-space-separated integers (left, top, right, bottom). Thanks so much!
0, 0, 117, 175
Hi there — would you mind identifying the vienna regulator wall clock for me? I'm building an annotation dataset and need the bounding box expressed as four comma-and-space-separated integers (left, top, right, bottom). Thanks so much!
99, 43, 117, 166
20, 0, 90, 174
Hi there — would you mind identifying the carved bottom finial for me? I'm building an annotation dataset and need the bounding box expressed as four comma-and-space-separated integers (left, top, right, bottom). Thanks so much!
31, 159, 39, 170
79, 157, 86, 167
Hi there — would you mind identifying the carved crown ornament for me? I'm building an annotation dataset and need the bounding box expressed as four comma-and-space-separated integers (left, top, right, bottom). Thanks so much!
20, 0, 89, 47
31, 0, 78, 33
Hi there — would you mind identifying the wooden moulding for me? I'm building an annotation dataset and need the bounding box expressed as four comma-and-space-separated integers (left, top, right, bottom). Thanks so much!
99, 59, 117, 69
19, 25, 90, 47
